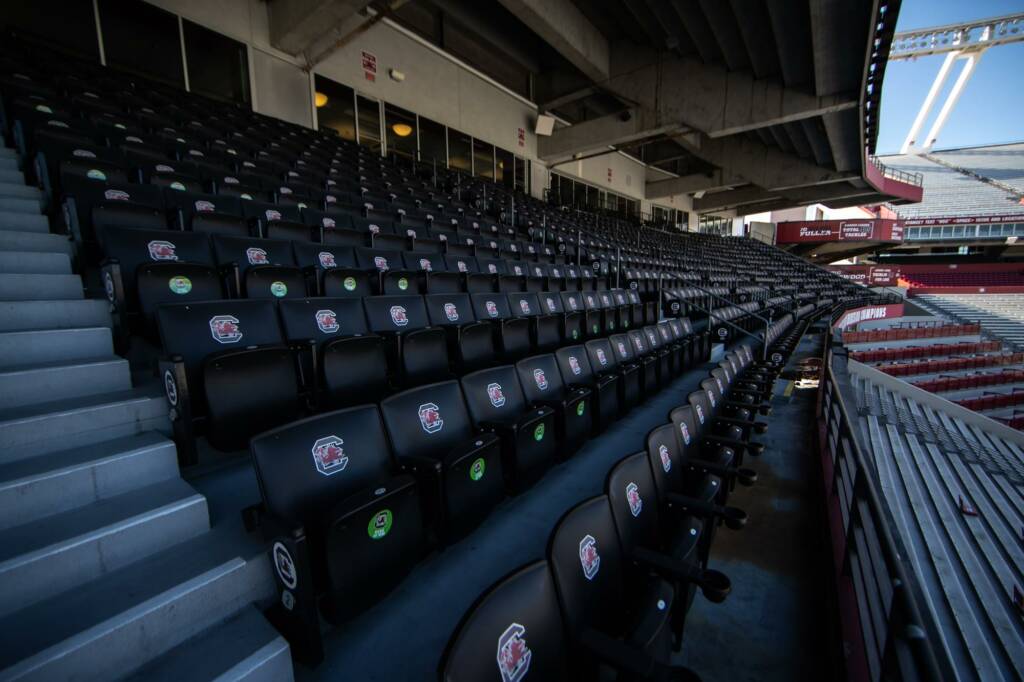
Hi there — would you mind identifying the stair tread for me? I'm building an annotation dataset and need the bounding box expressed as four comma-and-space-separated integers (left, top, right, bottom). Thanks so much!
0, 385, 164, 425
124, 606, 289, 682
0, 521, 266, 670
0, 477, 202, 564
0, 354, 125, 375
0, 431, 172, 488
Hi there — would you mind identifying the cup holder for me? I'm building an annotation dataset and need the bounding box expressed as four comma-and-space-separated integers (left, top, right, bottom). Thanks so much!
722, 505, 747, 530
758, 405, 772, 416
753, 421, 768, 435
747, 441, 765, 456
699, 568, 732, 603
736, 467, 758, 486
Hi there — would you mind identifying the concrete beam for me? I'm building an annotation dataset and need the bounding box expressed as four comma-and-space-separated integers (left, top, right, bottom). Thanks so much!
677, 132, 855, 192
269, 0, 374, 56
605, 43, 858, 138
645, 169, 745, 199
539, 85, 600, 113
693, 186, 781, 212
496, 0, 610, 83
538, 109, 684, 161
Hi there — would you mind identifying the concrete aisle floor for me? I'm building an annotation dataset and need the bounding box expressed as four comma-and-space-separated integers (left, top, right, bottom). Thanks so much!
677, 327, 838, 681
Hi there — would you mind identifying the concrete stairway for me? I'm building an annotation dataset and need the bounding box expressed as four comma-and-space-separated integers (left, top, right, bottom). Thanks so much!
0, 145, 290, 681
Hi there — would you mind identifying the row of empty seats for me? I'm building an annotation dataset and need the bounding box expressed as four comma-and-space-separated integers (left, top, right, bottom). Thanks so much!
842, 322, 980, 344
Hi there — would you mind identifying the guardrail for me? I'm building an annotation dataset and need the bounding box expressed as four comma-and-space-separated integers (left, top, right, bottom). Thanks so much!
819, 322, 950, 681
869, 156, 924, 187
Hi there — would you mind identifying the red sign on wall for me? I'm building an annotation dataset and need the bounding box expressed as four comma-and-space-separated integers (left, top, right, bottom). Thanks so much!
776, 219, 903, 244
361, 51, 377, 82
833, 303, 905, 330
516, 127, 525, 148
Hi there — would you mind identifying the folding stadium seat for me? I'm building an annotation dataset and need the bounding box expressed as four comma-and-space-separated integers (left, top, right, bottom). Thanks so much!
379, 381, 504, 541
435, 559, 638, 682
585, 337, 640, 416
61, 176, 167, 243
686, 388, 765, 464
354, 246, 402, 291
100, 226, 221, 339
211, 234, 306, 299
516, 354, 592, 455
606, 451, 733, 644
362, 294, 451, 386
507, 292, 561, 353
277, 297, 390, 409
460, 366, 558, 489
579, 291, 607, 339
240, 201, 303, 239
554, 345, 618, 434
423, 293, 494, 374
164, 190, 248, 236
157, 299, 301, 460
610, 332, 657, 398
250, 405, 423, 662
642, 326, 673, 385
546, 496, 704, 681
470, 293, 532, 362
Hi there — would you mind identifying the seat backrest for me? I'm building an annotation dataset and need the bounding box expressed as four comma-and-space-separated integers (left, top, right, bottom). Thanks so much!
292, 242, 356, 272
547, 495, 625, 636
424, 293, 475, 328
363, 294, 430, 334
554, 345, 595, 385
250, 404, 393, 525
507, 292, 540, 319
687, 390, 714, 431
643, 326, 662, 351
605, 451, 660, 556
403, 251, 445, 273
444, 255, 478, 274
278, 298, 369, 342
470, 292, 512, 322
211, 235, 296, 273
478, 258, 507, 276
460, 365, 530, 425
645, 421, 687, 501
516, 354, 567, 402
627, 329, 648, 356
609, 333, 636, 364
157, 299, 284, 374
355, 247, 402, 273
441, 560, 569, 682
379, 380, 475, 460
584, 338, 619, 373
100, 225, 214, 290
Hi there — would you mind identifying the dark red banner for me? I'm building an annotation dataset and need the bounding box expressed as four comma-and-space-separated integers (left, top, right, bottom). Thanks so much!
827, 265, 901, 286
901, 214, 1024, 227
776, 219, 903, 244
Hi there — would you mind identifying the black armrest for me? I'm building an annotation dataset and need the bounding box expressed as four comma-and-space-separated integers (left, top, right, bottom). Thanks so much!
687, 457, 756, 486
630, 545, 702, 583
665, 491, 747, 529
701, 434, 761, 455
444, 431, 501, 469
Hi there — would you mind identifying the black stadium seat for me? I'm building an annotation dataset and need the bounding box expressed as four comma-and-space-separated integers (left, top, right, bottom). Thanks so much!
423, 292, 494, 374
363, 294, 450, 385
379, 380, 504, 541
516, 354, 591, 455
554, 345, 618, 434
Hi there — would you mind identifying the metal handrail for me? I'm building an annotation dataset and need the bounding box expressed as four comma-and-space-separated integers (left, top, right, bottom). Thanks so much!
869, 155, 924, 187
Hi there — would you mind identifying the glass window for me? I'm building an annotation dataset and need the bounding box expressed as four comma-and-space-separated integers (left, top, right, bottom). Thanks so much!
952, 225, 965, 238
1016, 224, 1024, 236
357, 95, 382, 152
514, 157, 527, 193
586, 185, 598, 210
941, 226, 952, 238
183, 21, 249, 104
384, 103, 416, 160
449, 129, 472, 172
418, 116, 446, 168
98, 0, 184, 87
313, 75, 355, 140
977, 225, 989, 238
6, 0, 99, 60
473, 138, 494, 179
495, 147, 514, 188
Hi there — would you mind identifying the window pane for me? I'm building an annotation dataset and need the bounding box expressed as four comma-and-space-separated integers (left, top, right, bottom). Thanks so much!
357, 95, 381, 152
449, 129, 472, 172
514, 157, 527, 192
495, 147, 514, 187
183, 21, 249, 104
99, 0, 184, 87
314, 75, 355, 140
473, 138, 494, 179
384, 103, 417, 160
418, 116, 446, 168
6, 0, 99, 60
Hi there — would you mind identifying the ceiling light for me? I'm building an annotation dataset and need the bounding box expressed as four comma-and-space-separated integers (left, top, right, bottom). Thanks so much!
314, 92, 328, 108
392, 123, 413, 137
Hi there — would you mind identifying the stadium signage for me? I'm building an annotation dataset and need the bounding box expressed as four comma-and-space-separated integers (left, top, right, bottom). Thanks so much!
901, 214, 1024, 226
833, 303, 905, 330
776, 219, 902, 244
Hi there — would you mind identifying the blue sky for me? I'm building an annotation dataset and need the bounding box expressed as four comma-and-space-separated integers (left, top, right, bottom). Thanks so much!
877, 0, 1024, 154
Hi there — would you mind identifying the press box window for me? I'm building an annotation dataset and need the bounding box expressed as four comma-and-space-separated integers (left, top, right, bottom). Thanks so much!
98, 0, 184, 87
183, 21, 250, 104
314, 75, 356, 141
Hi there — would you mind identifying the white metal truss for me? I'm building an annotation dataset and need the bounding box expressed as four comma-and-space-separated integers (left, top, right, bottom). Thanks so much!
895, 12, 1024, 154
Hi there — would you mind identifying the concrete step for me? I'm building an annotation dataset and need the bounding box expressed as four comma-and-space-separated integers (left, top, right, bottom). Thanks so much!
0, 273, 83, 300
0, 299, 110, 332
0, 357, 131, 410
0, 386, 170, 463
0, 147, 16, 159
124, 606, 292, 682
0, 524, 275, 681
0, 432, 179, 532
0, 211, 50, 233
0, 170, 25, 185
0, 327, 112, 369
0, 477, 207, 618
0, 157, 17, 172
0, 229, 71, 255
0, 251, 71, 274
0, 197, 41, 215
0, 183, 40, 201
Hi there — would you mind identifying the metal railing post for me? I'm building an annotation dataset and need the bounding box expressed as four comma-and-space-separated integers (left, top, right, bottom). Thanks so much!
615, 247, 621, 289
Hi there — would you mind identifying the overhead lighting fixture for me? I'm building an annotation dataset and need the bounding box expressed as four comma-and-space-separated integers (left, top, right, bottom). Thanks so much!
314, 92, 328, 108
392, 123, 413, 137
